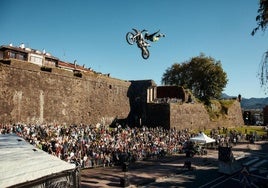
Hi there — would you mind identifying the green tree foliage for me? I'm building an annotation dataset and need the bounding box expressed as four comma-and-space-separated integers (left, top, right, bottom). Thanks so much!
251, 0, 268, 36
162, 54, 228, 102
252, 0, 268, 93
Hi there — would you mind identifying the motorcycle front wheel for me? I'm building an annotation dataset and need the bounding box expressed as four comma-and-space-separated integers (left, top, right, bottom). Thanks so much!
141, 48, 150, 59
126, 32, 135, 45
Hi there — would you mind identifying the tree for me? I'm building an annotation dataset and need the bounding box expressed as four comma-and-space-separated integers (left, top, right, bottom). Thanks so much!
251, 0, 268, 36
162, 54, 228, 103
252, 0, 268, 93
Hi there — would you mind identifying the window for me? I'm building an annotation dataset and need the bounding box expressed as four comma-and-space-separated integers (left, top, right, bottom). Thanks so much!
16, 53, 26, 61
9, 52, 15, 58
30, 55, 43, 66
44, 59, 56, 67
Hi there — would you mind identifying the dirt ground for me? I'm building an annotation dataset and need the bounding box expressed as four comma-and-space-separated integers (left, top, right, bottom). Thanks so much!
80, 141, 268, 188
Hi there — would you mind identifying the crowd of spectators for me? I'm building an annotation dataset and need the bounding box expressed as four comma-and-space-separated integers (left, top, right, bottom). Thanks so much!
0, 123, 254, 169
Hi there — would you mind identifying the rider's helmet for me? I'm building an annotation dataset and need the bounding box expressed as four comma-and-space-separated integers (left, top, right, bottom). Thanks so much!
144, 32, 149, 40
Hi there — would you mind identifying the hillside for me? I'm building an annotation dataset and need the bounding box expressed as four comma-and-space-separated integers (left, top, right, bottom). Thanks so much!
222, 93, 268, 110
240, 97, 268, 110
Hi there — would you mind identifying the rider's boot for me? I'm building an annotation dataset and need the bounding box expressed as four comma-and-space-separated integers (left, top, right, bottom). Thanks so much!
157, 34, 165, 38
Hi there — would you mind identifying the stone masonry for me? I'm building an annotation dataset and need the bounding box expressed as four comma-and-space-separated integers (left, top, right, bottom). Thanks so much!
0, 60, 130, 125
0, 59, 244, 129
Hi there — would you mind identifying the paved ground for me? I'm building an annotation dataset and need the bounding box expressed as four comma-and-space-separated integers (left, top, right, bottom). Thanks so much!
80, 141, 268, 188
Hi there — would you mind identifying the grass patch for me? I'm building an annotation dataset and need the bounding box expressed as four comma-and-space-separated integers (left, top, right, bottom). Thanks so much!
201, 126, 267, 136
204, 99, 237, 121
228, 126, 267, 136
219, 99, 235, 108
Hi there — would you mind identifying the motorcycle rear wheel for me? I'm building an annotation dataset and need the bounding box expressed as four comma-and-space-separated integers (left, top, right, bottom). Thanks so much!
141, 48, 150, 59
126, 32, 135, 45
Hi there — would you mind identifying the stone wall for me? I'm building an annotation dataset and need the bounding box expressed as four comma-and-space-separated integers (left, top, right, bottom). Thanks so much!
146, 101, 244, 130
170, 100, 244, 130
0, 60, 245, 129
128, 80, 244, 130
0, 60, 130, 125
146, 103, 211, 130
146, 103, 170, 129
170, 103, 211, 130
127, 80, 157, 126
209, 100, 244, 128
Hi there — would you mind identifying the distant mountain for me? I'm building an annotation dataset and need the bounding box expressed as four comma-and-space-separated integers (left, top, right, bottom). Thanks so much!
240, 97, 268, 110
221, 93, 268, 110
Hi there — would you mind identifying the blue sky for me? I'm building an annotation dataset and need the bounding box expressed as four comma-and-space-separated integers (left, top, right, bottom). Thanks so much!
1, 0, 267, 98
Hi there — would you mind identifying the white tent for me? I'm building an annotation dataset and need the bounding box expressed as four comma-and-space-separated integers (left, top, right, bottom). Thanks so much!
189, 132, 215, 144
0, 134, 79, 188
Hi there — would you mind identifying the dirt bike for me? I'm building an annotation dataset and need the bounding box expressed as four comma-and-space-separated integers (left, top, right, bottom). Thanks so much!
126, 28, 150, 59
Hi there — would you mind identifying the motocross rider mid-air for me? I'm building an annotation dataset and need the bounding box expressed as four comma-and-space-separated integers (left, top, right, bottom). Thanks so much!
126, 28, 165, 59
144, 30, 165, 42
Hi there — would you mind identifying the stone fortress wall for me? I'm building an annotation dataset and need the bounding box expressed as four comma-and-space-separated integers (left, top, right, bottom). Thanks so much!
0, 59, 244, 129
130, 80, 244, 129
0, 60, 130, 125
